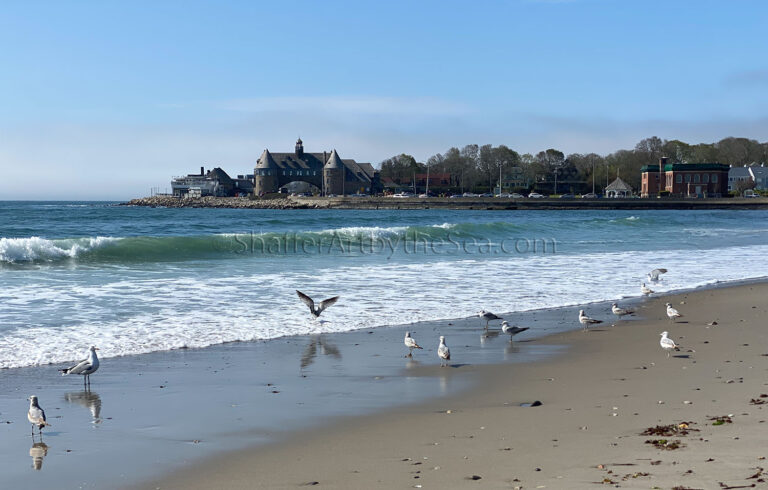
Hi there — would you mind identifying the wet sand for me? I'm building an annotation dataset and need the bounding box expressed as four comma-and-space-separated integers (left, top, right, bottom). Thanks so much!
145, 282, 768, 489
0, 297, 568, 488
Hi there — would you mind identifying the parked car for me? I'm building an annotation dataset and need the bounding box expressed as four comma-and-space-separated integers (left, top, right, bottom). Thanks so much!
478, 193, 494, 198
449, 194, 463, 199
392, 192, 415, 198
559, 194, 575, 199
349, 193, 368, 197
581, 193, 598, 199
528, 192, 545, 198
462, 192, 480, 197
743, 189, 759, 198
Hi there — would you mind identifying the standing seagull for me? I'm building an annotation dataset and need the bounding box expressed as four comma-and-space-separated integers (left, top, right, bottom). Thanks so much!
611, 302, 635, 318
647, 268, 668, 283
60, 345, 100, 387
438, 336, 451, 367
666, 303, 683, 322
501, 321, 530, 339
478, 310, 503, 330
579, 309, 603, 331
404, 331, 423, 357
641, 283, 654, 295
27, 396, 50, 436
659, 331, 680, 357
296, 290, 340, 319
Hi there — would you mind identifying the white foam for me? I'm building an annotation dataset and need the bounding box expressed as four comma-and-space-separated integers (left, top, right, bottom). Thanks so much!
0, 236, 117, 263
2, 244, 768, 369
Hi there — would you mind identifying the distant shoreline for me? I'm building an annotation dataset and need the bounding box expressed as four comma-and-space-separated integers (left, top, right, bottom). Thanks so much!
122, 195, 768, 210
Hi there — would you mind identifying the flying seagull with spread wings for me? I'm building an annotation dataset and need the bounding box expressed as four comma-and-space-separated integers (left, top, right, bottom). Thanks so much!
296, 290, 340, 318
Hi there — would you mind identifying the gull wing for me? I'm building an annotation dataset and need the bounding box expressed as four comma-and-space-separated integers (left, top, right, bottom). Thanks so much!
63, 358, 90, 375
649, 268, 668, 280
28, 406, 48, 425
438, 345, 451, 360
296, 290, 315, 312
317, 296, 340, 315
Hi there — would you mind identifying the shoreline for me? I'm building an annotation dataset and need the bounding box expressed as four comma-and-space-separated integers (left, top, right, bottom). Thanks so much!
122, 195, 768, 210
140, 280, 768, 489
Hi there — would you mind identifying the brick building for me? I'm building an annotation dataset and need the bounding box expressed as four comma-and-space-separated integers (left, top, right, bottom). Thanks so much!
641, 157, 729, 197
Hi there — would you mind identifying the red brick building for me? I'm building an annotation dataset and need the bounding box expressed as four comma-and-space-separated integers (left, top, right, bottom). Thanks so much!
641, 157, 729, 197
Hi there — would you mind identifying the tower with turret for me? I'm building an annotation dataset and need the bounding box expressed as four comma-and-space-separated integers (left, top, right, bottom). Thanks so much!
323, 149, 345, 195
254, 149, 279, 195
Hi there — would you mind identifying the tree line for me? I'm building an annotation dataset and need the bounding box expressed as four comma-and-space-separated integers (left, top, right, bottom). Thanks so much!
378, 136, 768, 194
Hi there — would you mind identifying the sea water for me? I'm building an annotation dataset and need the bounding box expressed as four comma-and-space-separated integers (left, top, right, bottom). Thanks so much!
2, 201, 768, 369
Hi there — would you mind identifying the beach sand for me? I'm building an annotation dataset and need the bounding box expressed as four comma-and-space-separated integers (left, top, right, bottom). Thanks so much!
145, 282, 768, 489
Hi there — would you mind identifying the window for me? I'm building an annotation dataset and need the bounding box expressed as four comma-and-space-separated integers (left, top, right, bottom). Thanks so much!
676, 174, 682, 183
685, 174, 691, 183
712, 174, 718, 183
703, 174, 709, 183
694, 174, 700, 183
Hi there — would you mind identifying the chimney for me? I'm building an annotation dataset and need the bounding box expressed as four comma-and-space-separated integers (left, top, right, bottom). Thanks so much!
201, 166, 205, 176
323, 151, 327, 164
659, 156, 668, 166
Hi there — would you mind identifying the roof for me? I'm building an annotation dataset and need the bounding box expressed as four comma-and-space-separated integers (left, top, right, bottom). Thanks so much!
207, 167, 233, 184
254, 144, 374, 182
606, 177, 633, 192
256, 149, 279, 169
324, 149, 344, 169
749, 165, 768, 179
642, 162, 731, 173
664, 162, 729, 171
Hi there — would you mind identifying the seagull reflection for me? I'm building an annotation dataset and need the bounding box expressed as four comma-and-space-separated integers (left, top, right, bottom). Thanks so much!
405, 358, 421, 370
503, 343, 520, 360
29, 441, 49, 470
64, 390, 102, 422
300, 335, 341, 370
480, 330, 500, 345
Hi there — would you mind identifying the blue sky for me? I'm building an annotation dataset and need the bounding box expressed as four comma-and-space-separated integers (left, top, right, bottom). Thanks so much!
1, 0, 767, 199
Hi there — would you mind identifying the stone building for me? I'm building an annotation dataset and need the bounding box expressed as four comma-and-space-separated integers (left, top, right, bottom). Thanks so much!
254, 139, 380, 195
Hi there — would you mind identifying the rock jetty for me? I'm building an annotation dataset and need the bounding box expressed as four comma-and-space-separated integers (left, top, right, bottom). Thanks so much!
122, 196, 329, 209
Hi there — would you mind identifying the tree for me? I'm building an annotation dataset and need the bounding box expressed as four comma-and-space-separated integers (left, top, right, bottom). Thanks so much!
634, 136, 664, 162
536, 149, 565, 193
478, 144, 495, 191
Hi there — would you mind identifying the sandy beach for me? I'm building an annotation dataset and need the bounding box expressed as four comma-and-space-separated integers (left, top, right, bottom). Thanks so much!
144, 282, 768, 489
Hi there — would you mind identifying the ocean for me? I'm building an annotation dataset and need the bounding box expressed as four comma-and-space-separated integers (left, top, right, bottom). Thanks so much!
2, 201, 768, 369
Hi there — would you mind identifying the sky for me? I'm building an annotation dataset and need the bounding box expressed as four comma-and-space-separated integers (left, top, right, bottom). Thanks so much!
1, 0, 767, 199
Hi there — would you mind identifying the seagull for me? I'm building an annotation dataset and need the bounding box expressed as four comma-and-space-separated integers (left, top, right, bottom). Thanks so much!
659, 331, 680, 357
27, 396, 50, 436
641, 283, 654, 295
438, 336, 451, 367
501, 321, 530, 339
478, 310, 503, 330
296, 290, 340, 318
579, 309, 602, 331
404, 331, 423, 357
647, 268, 668, 283
60, 346, 100, 387
611, 302, 635, 318
666, 303, 683, 322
